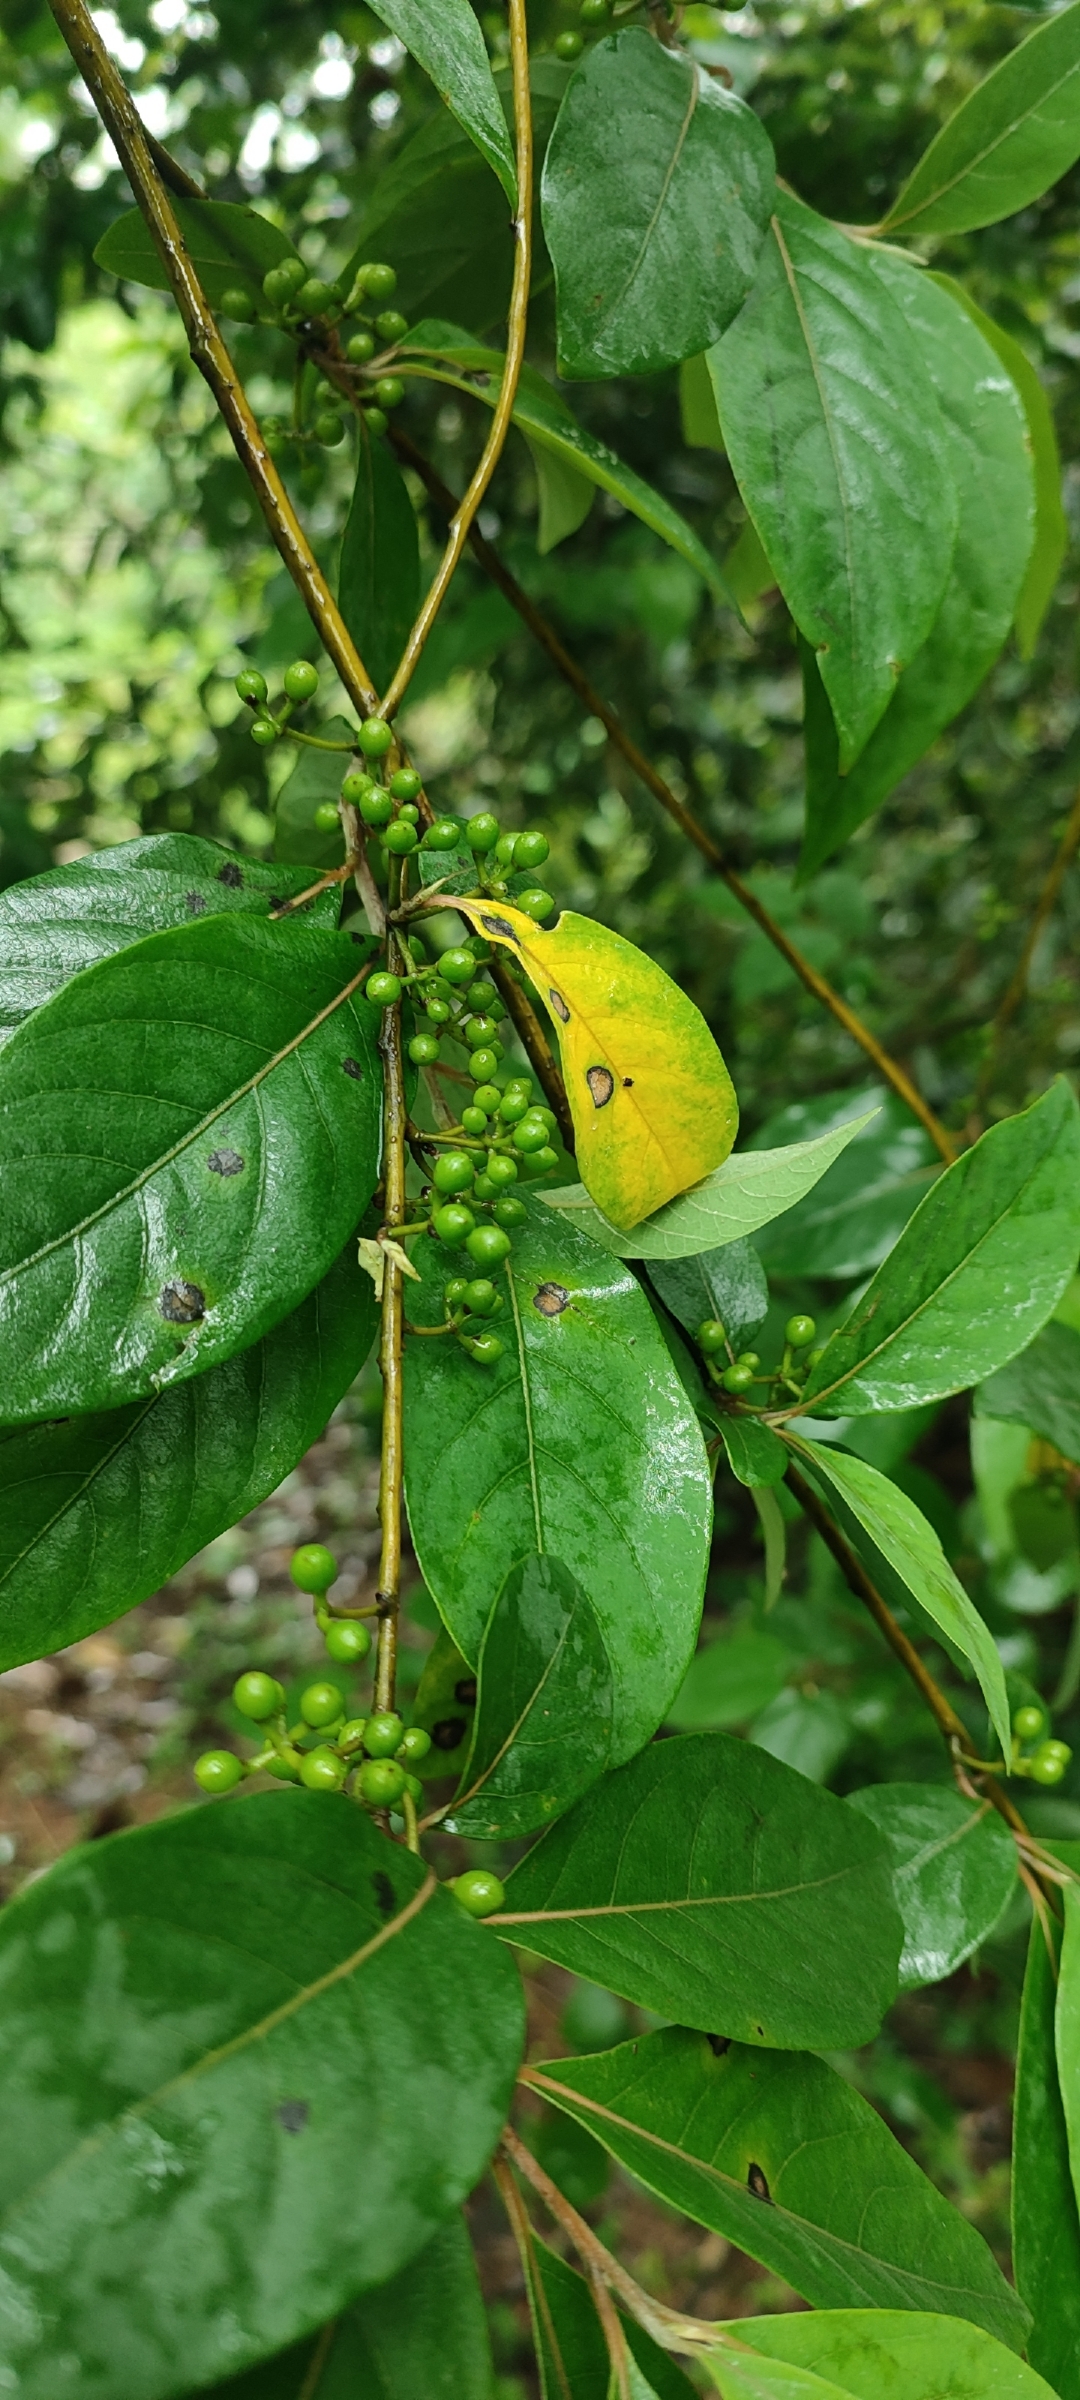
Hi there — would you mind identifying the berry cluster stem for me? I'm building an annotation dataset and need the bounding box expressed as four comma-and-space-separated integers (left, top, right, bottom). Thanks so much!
487, 958, 575, 1152
374, 952, 408, 1718
46, 0, 382, 724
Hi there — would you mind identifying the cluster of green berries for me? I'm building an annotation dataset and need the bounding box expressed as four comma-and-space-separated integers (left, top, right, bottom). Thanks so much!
221, 259, 409, 452
554, 0, 611, 59
336, 770, 556, 928
1010, 1702, 1072, 1786
235, 658, 320, 749
695, 1312, 822, 1399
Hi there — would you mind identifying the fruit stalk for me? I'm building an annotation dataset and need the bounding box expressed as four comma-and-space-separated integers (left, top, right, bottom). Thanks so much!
374, 946, 408, 1717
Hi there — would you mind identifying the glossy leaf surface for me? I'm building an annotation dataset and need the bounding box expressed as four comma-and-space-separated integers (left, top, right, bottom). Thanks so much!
452, 898, 737, 1229
718, 1415, 788, 1489
846, 1784, 1017, 1990
274, 716, 356, 870
793, 1439, 1011, 1759
541, 30, 774, 379
800, 258, 1033, 876
404, 1199, 711, 1762
93, 197, 300, 306
0, 915, 381, 1421
713, 194, 955, 770
0, 1246, 375, 1670
0, 1793, 523, 2400
525, 434, 594, 554
365, 0, 517, 203
647, 1237, 767, 1354
404, 322, 734, 599
444, 1554, 614, 1841
710, 2313, 1051, 2400
936, 276, 1066, 659
882, 0, 1080, 237
752, 1091, 937, 1281
977, 1317, 1080, 1466
0, 836, 341, 1044
542, 1113, 873, 1260
1014, 1883, 1080, 2400
799, 1080, 1080, 1417
203, 2215, 495, 2400
339, 433, 420, 700
1057, 1883, 1080, 2232
533, 2027, 1025, 2342
498, 1732, 901, 2048
665, 1625, 794, 1729
521, 2234, 694, 2400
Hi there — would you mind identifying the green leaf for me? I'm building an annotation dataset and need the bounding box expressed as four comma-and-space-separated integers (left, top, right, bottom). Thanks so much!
403, 1196, 712, 1764
753, 1483, 787, 1611
0, 1792, 523, 2400
647, 1237, 767, 1353
365, 0, 517, 204
498, 1731, 901, 2048
541, 29, 774, 380
799, 257, 1034, 877
709, 2312, 1054, 2400
791, 1439, 1011, 1760
532, 2026, 1026, 2343
881, 0, 1080, 238
274, 717, 357, 870
410, 1626, 477, 1783
520, 2233, 695, 2400
403, 322, 735, 601
0, 1245, 375, 1670
845, 1783, 1017, 1990
93, 197, 300, 306
666, 1625, 794, 1729
680, 352, 726, 452
799, 1081, 1080, 1417
339, 433, 420, 701
0, 915, 382, 1421
1057, 1884, 1080, 2235
525, 433, 594, 554
752, 1090, 938, 1281
977, 1318, 1080, 1466
200, 2213, 496, 2400
0, 835, 342, 1043
444, 1555, 614, 1841
1014, 1882, 1080, 2400
712, 194, 956, 770
542, 1110, 876, 1260
718, 1416, 788, 1489
933, 277, 1066, 661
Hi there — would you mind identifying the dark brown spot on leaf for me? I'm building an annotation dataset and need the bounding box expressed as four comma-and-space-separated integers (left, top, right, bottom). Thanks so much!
549, 987, 570, 1024
342, 1057, 364, 1080
276, 2100, 309, 2134
747, 2162, 771, 2203
206, 1148, 244, 1177
350, 930, 367, 945
707, 2035, 731, 2057
373, 1871, 395, 1917
185, 891, 206, 915
622, 1078, 634, 1089
217, 861, 243, 888
479, 912, 518, 943
159, 1279, 206, 1324
268, 895, 288, 913
586, 1065, 615, 1109
454, 1676, 478, 1707
533, 1282, 570, 1317
432, 1715, 467, 1751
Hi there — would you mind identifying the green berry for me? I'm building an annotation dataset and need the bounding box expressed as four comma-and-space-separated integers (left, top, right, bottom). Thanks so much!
513, 829, 550, 869
291, 1542, 339, 1593
300, 1747, 347, 1792
722, 1362, 755, 1394
463, 1330, 505, 1365
517, 887, 556, 923
338, 1718, 368, 1752
364, 407, 388, 437
423, 818, 463, 851
367, 970, 403, 1007
441, 947, 477, 986
323, 1619, 372, 1666
315, 412, 346, 446
398, 804, 419, 824
495, 834, 518, 867
359, 716, 394, 757
299, 1681, 345, 1729
194, 1750, 243, 1794
466, 1224, 513, 1270
786, 1315, 816, 1349
263, 257, 307, 304
297, 276, 338, 314
433, 1149, 475, 1195
361, 789, 395, 827
360, 261, 397, 302
399, 1725, 432, 1764
425, 998, 451, 1024
444, 1277, 470, 1308
342, 770, 375, 803
1013, 1703, 1047, 1742
313, 801, 340, 834
389, 767, 423, 801
529, 1146, 559, 1174
409, 1031, 441, 1067
581, 0, 610, 16
265, 1747, 303, 1782
346, 330, 376, 363
464, 980, 492, 1011
465, 813, 501, 853
555, 28, 584, 56
234, 1671, 284, 1721
450, 1868, 505, 1917
485, 1153, 519, 1189
235, 668, 268, 706
1031, 1739, 1073, 1785
220, 285, 257, 323
462, 1105, 488, 1137
251, 717, 278, 746
374, 376, 405, 410
383, 820, 419, 854
470, 1048, 501, 1083
494, 1195, 528, 1228
806, 1346, 827, 1369
513, 1117, 550, 1154
472, 1173, 497, 1202
534, 1109, 558, 1134
432, 1203, 475, 1246
465, 1014, 499, 1051
696, 1320, 727, 1355
365, 1710, 406, 1757
375, 309, 409, 342
358, 1757, 408, 1806
283, 659, 319, 703
498, 1089, 530, 1125
314, 378, 336, 405
505, 1076, 534, 1098
472, 1084, 502, 1115
463, 1277, 498, 1316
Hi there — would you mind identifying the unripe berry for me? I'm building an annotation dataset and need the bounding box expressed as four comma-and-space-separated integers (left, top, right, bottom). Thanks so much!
358, 261, 397, 301
494, 1195, 528, 1228
555, 29, 584, 56
367, 970, 403, 1006
389, 767, 423, 801
235, 668, 268, 706
346, 330, 375, 363
364, 407, 388, 437
441, 947, 477, 986
696, 1321, 727, 1355
472, 1083, 502, 1114
251, 717, 278, 746
409, 1031, 441, 1066
473, 1172, 497, 1203
444, 1278, 470, 1308
465, 1015, 499, 1051
463, 1330, 505, 1365
466, 1224, 512, 1270
486, 1153, 519, 1189
283, 660, 319, 703
461, 1106, 488, 1137
517, 887, 556, 923
338, 1718, 368, 1753
263, 258, 306, 305
433, 1149, 475, 1195
399, 1725, 432, 1763
358, 1757, 408, 1806
580, 0, 610, 21
513, 1117, 551, 1154
291, 1543, 338, 1593
722, 1362, 755, 1394
432, 1203, 475, 1246
342, 769, 376, 805
315, 413, 346, 446
360, 789, 394, 827
1031, 1739, 1072, 1785
265, 1747, 303, 1782
403, 1772, 424, 1804
463, 1278, 498, 1316
450, 1869, 505, 1916
313, 801, 340, 834
365, 1711, 406, 1757
1013, 1703, 1046, 1743
220, 285, 256, 322
299, 1747, 347, 1792
737, 1353, 761, 1371
465, 813, 501, 853
323, 1619, 372, 1666
359, 716, 394, 757
423, 818, 463, 851
374, 310, 409, 343
513, 828, 550, 869
297, 276, 338, 314
374, 376, 405, 410
299, 1681, 345, 1728
383, 819, 419, 853
470, 1048, 501, 1083
529, 1146, 559, 1174
234, 1671, 284, 1721
786, 1315, 816, 1349
195, 1750, 242, 1794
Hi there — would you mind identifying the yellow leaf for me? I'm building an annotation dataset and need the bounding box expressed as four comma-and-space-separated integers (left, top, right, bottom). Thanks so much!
453, 900, 738, 1230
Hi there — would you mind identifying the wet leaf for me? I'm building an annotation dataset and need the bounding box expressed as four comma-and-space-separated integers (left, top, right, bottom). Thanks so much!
93, 198, 300, 306
366, 0, 517, 204
717, 1416, 788, 1489
708, 2314, 1050, 2399
934, 276, 1066, 660
752, 1091, 937, 1281
339, 433, 420, 700
1014, 1867, 1080, 2400
977, 1318, 1080, 1467
444, 1555, 614, 1841
881, 0, 1080, 238
646, 1237, 767, 1353
542, 1111, 874, 1259
274, 717, 358, 870
846, 1784, 1017, 1989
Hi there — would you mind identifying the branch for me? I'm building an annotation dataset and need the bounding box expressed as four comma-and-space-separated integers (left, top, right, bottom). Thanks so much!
489, 957, 574, 1150
377, 0, 533, 720
373, 950, 408, 1716
391, 427, 956, 1167
48, 0, 381, 721
976, 780, 1080, 1110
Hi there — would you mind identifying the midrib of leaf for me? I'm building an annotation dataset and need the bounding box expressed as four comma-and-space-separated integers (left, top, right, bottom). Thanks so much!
298, 2321, 338, 2400
0, 1396, 158, 1591
608, 62, 698, 322
507, 1262, 544, 1552
894, 1800, 995, 1886
771, 213, 856, 675
446, 1611, 578, 1819
887, 50, 1080, 231
492, 1866, 854, 1926
0, 956, 371, 1293
0, 1868, 436, 2227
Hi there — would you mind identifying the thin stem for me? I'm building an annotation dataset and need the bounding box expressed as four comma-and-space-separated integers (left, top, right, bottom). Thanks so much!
391, 428, 956, 1166
286, 729, 357, 753
489, 957, 574, 1149
269, 858, 359, 920
377, 0, 533, 720
591, 2271, 632, 2400
976, 781, 1080, 1109
47, 0, 381, 721
374, 960, 408, 1718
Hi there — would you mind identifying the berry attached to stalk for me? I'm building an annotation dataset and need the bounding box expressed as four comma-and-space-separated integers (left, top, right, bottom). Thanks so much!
195, 1750, 243, 1794
365, 1710, 406, 1757
358, 1757, 408, 1806
786, 1315, 816, 1349
300, 1747, 347, 1792
449, 1869, 505, 1917
1013, 1703, 1047, 1743
359, 717, 394, 757
367, 971, 403, 1007
291, 1543, 338, 1593
432, 1149, 475, 1195
323, 1619, 372, 1666
233, 1671, 284, 1721
1030, 1739, 1072, 1785
299, 1681, 346, 1729
313, 801, 340, 834
283, 659, 319, 703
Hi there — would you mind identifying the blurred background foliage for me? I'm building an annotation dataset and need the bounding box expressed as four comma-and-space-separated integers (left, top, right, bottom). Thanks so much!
2, 0, 1080, 2346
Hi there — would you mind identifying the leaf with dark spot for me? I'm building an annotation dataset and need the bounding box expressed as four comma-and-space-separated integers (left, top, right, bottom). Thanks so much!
373, 1871, 396, 1917
549, 988, 570, 1024
586, 1065, 615, 1109
433, 1716, 467, 1751
159, 1280, 206, 1325
218, 861, 244, 888
747, 2161, 772, 2202
185, 892, 207, 916
454, 1677, 478, 1707
206, 1149, 245, 1178
342, 1056, 365, 1080
533, 1281, 570, 1317
275, 2100, 309, 2134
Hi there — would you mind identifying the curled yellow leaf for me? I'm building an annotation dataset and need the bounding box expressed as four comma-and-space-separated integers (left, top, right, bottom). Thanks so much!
453, 900, 738, 1230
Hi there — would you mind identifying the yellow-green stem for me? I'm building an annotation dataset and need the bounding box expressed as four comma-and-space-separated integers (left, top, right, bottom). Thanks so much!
374, 957, 408, 1718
